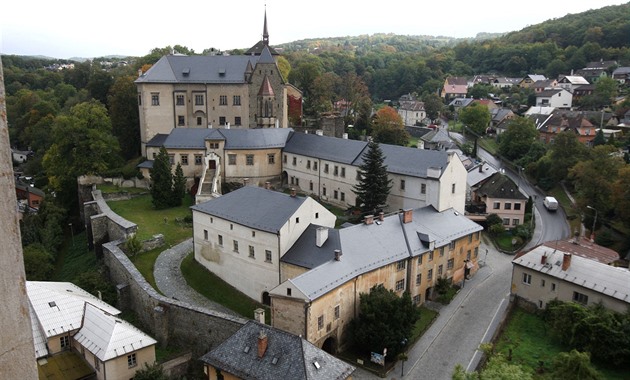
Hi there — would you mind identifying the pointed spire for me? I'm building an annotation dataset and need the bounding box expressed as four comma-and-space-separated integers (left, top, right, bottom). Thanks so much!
263, 6, 269, 46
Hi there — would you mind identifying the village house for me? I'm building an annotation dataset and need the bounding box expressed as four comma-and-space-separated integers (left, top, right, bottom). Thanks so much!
511, 244, 629, 313
135, 12, 299, 156
200, 320, 355, 380
466, 171, 527, 228
518, 74, 547, 89
397, 94, 427, 127
535, 88, 573, 109
557, 75, 589, 93
536, 111, 597, 145
441, 77, 468, 101
26, 281, 157, 380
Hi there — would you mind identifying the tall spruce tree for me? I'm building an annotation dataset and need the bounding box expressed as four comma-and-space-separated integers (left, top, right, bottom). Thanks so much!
353, 140, 392, 213
171, 162, 186, 207
150, 147, 173, 209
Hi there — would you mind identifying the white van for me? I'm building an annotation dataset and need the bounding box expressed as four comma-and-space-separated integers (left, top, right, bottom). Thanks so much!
543, 196, 559, 211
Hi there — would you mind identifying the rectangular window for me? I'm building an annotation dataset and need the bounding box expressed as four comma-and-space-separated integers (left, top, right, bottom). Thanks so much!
341, 167, 346, 177
514, 203, 522, 210
522, 273, 532, 284
397, 260, 406, 271
195, 154, 202, 165
341, 192, 345, 202
333, 190, 338, 199
168, 154, 175, 165
137, 93, 142, 105
307, 160, 311, 169
249, 245, 255, 258
429, 251, 434, 261
252, 231, 256, 237
295, 178, 299, 187
127, 353, 137, 368
151, 93, 160, 106
334, 305, 340, 320
178, 115, 185, 126
438, 264, 443, 276
449, 241, 456, 250
203, 230, 208, 240
292, 157, 297, 166
469, 234, 473, 243
416, 273, 422, 285
503, 218, 510, 225
334, 166, 339, 176
505, 202, 512, 210
428, 269, 433, 281
322, 187, 326, 196
421, 183, 426, 194
318, 315, 324, 330
295, 217, 300, 224
452, 183, 456, 193
233, 240, 239, 252
235, 116, 241, 126
440, 247, 445, 257
541, 279, 546, 287
474, 247, 479, 257
551, 283, 556, 291
228, 154, 236, 165
60, 336, 70, 349
246, 154, 254, 166
418, 255, 423, 265
219, 116, 226, 125
209, 142, 219, 149
283, 154, 287, 164
218, 235, 223, 246
176, 94, 184, 106
493, 202, 500, 210
466, 250, 471, 260
513, 219, 519, 226
197, 116, 202, 126
324, 164, 329, 173
447, 259, 454, 269
268, 154, 275, 164
395, 279, 405, 291
313, 161, 318, 170
400, 179, 406, 190
219, 95, 227, 105
195, 94, 204, 105
413, 295, 421, 305
181, 154, 189, 165
265, 250, 272, 263
233, 95, 241, 105
573, 291, 588, 305
309, 181, 313, 191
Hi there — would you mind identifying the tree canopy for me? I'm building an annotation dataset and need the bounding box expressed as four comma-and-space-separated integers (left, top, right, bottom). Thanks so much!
352, 141, 392, 213
498, 117, 538, 161
459, 103, 491, 136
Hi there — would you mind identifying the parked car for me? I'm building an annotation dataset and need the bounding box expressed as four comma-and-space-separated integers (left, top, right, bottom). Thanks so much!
543, 196, 559, 211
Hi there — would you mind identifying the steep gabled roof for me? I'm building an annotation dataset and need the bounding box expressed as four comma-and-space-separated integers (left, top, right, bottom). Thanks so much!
477, 172, 527, 200
200, 320, 355, 380
74, 303, 157, 361
283, 132, 367, 165
191, 186, 308, 234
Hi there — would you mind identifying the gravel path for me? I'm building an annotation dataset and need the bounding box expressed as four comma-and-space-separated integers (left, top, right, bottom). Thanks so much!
153, 238, 239, 317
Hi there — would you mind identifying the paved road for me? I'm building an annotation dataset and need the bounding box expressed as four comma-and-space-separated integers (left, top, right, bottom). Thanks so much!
352, 240, 512, 379
153, 238, 239, 317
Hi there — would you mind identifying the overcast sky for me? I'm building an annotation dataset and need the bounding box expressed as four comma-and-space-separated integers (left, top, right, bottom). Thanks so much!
2, 0, 627, 59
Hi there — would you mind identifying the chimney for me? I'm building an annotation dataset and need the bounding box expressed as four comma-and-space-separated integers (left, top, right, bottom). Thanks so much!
254, 308, 265, 324
378, 211, 384, 221
541, 253, 547, 265
290, 188, 296, 197
364, 215, 374, 225
264, 181, 271, 190
137, 68, 143, 77
561, 252, 572, 271
334, 249, 342, 261
316, 227, 328, 247
479, 163, 484, 173
257, 331, 268, 358
403, 209, 413, 224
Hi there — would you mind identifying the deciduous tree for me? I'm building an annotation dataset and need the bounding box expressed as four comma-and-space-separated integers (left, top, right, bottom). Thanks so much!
498, 117, 538, 161
371, 106, 409, 146
459, 103, 491, 136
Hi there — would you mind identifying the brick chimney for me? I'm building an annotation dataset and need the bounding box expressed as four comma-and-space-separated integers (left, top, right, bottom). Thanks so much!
403, 209, 413, 224
257, 331, 268, 358
364, 215, 374, 225
541, 253, 547, 265
316, 227, 328, 247
290, 188, 296, 197
378, 211, 385, 221
561, 252, 572, 271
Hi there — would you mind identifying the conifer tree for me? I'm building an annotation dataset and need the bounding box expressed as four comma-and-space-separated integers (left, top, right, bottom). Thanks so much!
150, 147, 173, 209
353, 140, 392, 213
171, 162, 186, 207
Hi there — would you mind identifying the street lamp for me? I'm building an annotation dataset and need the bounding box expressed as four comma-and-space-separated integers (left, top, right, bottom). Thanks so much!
586, 206, 598, 242
69, 223, 74, 246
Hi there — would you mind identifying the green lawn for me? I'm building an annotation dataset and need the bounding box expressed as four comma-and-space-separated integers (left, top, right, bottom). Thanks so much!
54, 231, 96, 282
180, 252, 270, 323
494, 308, 628, 379
410, 306, 438, 342
106, 194, 193, 246
96, 183, 148, 194
130, 246, 163, 291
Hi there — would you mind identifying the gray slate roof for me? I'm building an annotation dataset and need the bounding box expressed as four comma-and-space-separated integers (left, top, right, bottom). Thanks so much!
280, 207, 483, 301
135, 55, 260, 84
199, 320, 354, 380
513, 246, 630, 304
282, 224, 342, 269
191, 186, 308, 234
285, 132, 451, 178
155, 128, 292, 150
477, 172, 527, 200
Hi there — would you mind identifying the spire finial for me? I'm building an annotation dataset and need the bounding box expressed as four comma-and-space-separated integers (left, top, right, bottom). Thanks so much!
263, 5, 269, 46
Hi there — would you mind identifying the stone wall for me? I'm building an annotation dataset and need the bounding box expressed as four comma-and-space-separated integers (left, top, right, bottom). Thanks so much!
103, 239, 246, 357
84, 190, 137, 257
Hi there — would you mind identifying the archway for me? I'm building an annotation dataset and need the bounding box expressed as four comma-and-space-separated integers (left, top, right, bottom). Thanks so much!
322, 336, 336, 355
262, 291, 270, 306
281, 171, 288, 187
